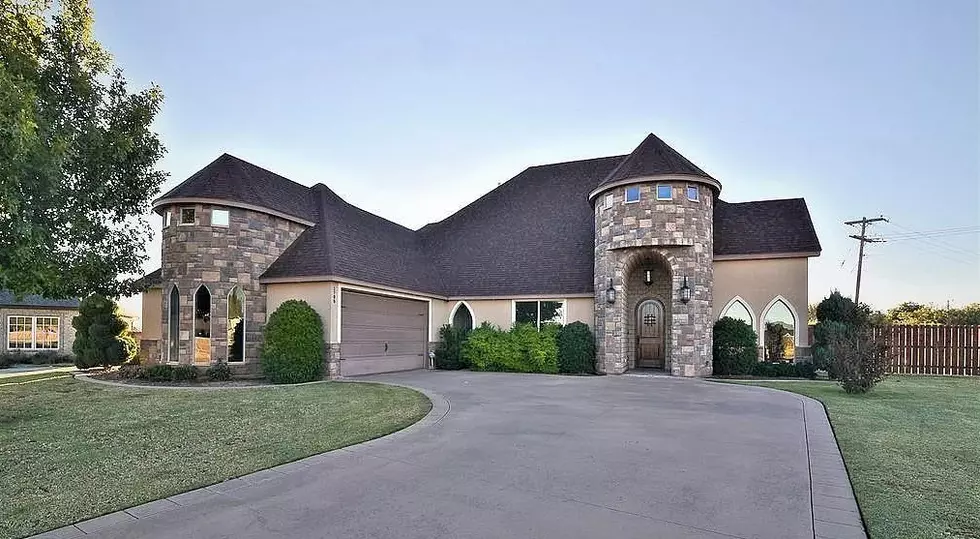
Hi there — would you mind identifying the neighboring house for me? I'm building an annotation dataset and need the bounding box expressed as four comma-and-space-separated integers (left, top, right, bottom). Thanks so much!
139, 133, 820, 377
0, 290, 79, 355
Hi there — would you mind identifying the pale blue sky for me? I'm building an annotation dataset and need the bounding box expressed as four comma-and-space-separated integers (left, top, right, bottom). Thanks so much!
92, 0, 979, 314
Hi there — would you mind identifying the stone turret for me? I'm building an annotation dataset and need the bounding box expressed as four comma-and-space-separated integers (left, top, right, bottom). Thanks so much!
590, 134, 720, 376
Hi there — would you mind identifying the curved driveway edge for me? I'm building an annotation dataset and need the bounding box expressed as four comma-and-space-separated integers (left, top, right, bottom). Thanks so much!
28, 380, 446, 539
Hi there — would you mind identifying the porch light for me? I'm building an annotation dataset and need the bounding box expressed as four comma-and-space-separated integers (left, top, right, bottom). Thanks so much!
679, 276, 692, 304
605, 278, 616, 304
643, 269, 654, 286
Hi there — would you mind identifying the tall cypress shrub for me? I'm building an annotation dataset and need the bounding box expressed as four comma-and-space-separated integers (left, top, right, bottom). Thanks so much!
72, 295, 137, 369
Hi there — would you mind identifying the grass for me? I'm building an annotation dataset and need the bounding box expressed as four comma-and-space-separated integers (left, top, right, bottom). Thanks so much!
737, 376, 980, 539
0, 377, 431, 539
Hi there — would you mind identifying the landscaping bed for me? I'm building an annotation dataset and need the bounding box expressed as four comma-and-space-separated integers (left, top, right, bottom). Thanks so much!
735, 376, 980, 539
0, 376, 431, 539
89, 369, 269, 388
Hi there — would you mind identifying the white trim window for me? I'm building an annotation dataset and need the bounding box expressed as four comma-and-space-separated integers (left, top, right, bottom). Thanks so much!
624, 186, 641, 204
6, 315, 60, 350
513, 300, 566, 329
449, 301, 475, 331
656, 184, 673, 200
687, 185, 699, 202
720, 297, 755, 329
211, 208, 230, 227
164, 210, 172, 228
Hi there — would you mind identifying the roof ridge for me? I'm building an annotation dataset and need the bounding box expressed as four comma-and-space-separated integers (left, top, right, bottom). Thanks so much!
721, 197, 806, 205
527, 154, 627, 170
221, 153, 317, 193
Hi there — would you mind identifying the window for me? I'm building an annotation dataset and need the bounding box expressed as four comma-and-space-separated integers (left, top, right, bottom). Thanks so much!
227, 286, 245, 362
179, 207, 195, 225
514, 300, 565, 329
687, 186, 699, 202
656, 185, 673, 200
763, 298, 796, 361
211, 208, 229, 227
194, 285, 211, 364
721, 299, 753, 327
451, 302, 474, 331
164, 210, 172, 228
6, 316, 59, 350
624, 186, 641, 203
167, 286, 180, 363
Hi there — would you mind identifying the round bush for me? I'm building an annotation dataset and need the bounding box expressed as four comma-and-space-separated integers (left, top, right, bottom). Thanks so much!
556, 322, 595, 374
260, 300, 324, 384
712, 317, 758, 375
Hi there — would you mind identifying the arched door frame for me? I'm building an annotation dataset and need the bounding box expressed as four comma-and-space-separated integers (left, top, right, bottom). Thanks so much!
760, 295, 801, 346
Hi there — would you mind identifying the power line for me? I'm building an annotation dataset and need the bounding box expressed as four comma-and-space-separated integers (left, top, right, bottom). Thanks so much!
884, 222, 979, 261
844, 215, 888, 304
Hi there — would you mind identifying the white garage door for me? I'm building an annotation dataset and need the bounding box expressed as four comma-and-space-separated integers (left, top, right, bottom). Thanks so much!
340, 290, 428, 376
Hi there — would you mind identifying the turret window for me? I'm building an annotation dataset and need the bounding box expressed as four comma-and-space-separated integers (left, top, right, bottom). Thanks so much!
211, 209, 229, 227
624, 186, 640, 203
656, 185, 673, 200
687, 186, 699, 202
179, 208, 196, 225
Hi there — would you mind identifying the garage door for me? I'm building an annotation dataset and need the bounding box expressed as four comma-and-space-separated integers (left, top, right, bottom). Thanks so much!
340, 290, 428, 376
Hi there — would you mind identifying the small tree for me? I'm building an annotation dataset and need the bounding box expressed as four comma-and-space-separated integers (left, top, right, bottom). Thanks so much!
260, 300, 324, 384
434, 324, 469, 370
712, 317, 758, 375
556, 322, 595, 374
72, 295, 137, 369
828, 324, 890, 393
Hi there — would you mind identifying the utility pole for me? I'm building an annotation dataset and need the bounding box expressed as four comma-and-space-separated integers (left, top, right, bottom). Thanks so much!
845, 216, 888, 304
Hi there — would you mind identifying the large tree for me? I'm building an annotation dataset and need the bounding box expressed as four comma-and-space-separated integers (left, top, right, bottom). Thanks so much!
0, 0, 166, 299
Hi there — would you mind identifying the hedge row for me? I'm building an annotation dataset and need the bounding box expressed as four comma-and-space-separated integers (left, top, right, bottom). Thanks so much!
434, 321, 595, 375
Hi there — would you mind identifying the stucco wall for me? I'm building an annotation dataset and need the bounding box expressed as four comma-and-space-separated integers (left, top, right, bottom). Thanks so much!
440, 297, 593, 330
141, 288, 162, 340
713, 257, 809, 347
0, 307, 78, 355
267, 282, 334, 343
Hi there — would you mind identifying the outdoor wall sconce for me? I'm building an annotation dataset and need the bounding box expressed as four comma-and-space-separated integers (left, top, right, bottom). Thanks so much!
679, 276, 692, 304
605, 278, 616, 304
643, 269, 654, 286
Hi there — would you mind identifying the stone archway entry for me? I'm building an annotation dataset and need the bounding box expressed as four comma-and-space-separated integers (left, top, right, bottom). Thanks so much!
636, 299, 665, 369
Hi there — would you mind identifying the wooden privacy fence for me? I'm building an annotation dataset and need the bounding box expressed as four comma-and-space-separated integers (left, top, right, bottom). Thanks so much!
873, 325, 980, 376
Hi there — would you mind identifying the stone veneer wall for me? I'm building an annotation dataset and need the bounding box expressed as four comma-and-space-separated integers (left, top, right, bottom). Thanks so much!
0, 307, 78, 355
158, 204, 307, 366
593, 181, 714, 376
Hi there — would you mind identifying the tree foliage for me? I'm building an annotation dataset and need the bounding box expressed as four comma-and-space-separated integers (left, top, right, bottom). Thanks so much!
712, 317, 758, 376
884, 302, 980, 326
71, 294, 137, 369
0, 0, 166, 298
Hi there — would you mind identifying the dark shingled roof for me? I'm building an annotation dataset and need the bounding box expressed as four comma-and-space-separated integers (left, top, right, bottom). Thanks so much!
597, 133, 715, 191
135, 268, 162, 290
713, 198, 821, 256
0, 290, 80, 309
146, 134, 820, 296
154, 154, 316, 222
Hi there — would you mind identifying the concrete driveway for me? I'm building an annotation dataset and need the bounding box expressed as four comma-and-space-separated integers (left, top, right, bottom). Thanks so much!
40, 371, 863, 539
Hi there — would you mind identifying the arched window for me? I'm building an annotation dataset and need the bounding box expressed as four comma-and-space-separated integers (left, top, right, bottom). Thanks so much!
194, 285, 211, 363
762, 298, 797, 361
720, 297, 754, 328
450, 302, 474, 331
227, 287, 246, 363
167, 285, 180, 363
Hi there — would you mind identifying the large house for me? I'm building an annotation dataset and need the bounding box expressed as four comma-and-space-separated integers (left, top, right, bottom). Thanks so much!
139, 133, 820, 377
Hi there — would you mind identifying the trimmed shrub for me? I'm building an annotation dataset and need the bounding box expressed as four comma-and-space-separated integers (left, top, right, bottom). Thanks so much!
462, 323, 559, 374
434, 324, 469, 370
172, 365, 199, 382
750, 361, 816, 379
556, 322, 595, 374
25, 351, 75, 365
140, 364, 174, 382
206, 361, 232, 381
828, 324, 890, 393
712, 317, 758, 375
72, 295, 137, 369
0, 353, 12, 369
260, 300, 324, 384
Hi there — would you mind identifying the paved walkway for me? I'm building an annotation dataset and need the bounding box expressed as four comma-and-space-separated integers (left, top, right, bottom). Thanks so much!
32, 371, 865, 539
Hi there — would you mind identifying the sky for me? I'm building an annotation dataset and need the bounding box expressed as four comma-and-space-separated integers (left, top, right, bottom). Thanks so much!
88, 0, 980, 317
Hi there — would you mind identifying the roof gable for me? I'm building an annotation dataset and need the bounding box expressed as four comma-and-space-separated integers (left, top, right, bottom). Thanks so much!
596, 133, 716, 192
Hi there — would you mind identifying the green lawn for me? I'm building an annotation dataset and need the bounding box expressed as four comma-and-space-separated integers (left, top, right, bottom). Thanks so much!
0, 377, 431, 539
740, 376, 980, 539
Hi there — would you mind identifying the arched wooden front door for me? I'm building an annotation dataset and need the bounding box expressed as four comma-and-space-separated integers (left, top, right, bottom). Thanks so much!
636, 299, 665, 369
